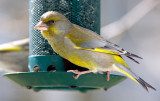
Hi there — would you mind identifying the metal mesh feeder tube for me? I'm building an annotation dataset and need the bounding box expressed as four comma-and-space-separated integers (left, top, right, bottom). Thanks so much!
29, 0, 101, 72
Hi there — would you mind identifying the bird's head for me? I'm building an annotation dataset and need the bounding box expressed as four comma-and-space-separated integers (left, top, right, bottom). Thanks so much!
35, 11, 72, 38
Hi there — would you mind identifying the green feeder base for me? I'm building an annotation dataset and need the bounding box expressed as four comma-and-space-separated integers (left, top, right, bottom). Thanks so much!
4, 72, 126, 92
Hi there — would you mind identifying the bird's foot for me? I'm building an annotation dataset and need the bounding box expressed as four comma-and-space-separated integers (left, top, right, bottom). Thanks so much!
67, 70, 93, 79
103, 71, 110, 81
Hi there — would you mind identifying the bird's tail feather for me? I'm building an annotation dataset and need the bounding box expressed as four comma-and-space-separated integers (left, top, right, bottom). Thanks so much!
126, 56, 140, 64
112, 64, 156, 91
125, 52, 143, 64
125, 52, 143, 59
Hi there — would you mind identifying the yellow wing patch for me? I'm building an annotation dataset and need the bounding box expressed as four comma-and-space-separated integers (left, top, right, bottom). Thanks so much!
74, 46, 120, 55
0, 46, 22, 52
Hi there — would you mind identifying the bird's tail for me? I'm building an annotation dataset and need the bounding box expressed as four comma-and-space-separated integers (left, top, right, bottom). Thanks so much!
125, 52, 143, 64
112, 64, 156, 91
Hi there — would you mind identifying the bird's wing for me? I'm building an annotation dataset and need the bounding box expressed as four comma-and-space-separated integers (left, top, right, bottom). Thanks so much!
74, 40, 142, 64
0, 38, 29, 52
66, 24, 142, 64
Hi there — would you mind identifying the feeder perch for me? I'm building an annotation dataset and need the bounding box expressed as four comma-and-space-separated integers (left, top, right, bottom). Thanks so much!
4, 0, 126, 92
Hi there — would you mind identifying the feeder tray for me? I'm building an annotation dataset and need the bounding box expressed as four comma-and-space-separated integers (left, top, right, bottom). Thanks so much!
4, 72, 126, 92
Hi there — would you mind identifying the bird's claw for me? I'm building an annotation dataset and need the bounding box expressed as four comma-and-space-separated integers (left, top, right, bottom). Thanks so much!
67, 70, 81, 79
67, 70, 93, 79
72, 74, 80, 79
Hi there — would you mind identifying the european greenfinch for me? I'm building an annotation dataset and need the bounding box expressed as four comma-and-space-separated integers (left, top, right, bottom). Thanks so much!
0, 38, 29, 72
35, 11, 155, 91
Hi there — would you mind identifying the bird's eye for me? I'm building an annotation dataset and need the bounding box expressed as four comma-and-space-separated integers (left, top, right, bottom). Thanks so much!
47, 20, 54, 25
50, 20, 54, 23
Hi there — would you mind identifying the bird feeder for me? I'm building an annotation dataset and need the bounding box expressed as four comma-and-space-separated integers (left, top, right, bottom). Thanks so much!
4, 0, 126, 92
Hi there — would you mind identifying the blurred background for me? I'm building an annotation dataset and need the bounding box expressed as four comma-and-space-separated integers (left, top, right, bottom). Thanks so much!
0, 0, 159, 101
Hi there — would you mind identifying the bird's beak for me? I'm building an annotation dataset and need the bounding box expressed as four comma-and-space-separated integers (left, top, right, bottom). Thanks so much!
34, 21, 48, 31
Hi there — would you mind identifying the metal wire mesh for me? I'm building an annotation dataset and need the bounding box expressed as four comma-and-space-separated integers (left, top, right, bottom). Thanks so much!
29, 0, 100, 55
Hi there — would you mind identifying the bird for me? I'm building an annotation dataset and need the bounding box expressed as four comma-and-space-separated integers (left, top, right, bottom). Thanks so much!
0, 38, 29, 72
34, 11, 156, 91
